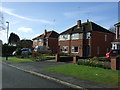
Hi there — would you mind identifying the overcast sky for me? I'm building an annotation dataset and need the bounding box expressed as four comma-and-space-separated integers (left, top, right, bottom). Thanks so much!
0, 2, 118, 43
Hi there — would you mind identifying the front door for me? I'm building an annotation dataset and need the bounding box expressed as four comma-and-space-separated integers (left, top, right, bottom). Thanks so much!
86, 45, 90, 57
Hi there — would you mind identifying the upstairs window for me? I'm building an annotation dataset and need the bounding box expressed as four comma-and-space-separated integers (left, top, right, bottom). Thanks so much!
86, 32, 91, 39
33, 40, 38, 43
59, 34, 70, 40
38, 39, 43, 43
71, 33, 79, 40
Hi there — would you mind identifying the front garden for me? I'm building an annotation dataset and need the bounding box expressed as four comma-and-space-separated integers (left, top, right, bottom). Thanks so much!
43, 64, 120, 87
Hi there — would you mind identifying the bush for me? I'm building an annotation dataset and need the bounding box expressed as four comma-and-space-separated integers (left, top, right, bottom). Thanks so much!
90, 57, 110, 62
2, 44, 17, 56
116, 55, 120, 59
37, 50, 52, 55
32, 51, 52, 62
90, 57, 99, 61
77, 59, 110, 69
16, 48, 22, 56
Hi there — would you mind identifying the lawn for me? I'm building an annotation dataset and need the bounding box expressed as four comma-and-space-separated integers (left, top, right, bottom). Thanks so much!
43, 64, 120, 87
2, 57, 33, 63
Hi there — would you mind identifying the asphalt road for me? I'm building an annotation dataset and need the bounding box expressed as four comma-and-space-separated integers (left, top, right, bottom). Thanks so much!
2, 64, 69, 88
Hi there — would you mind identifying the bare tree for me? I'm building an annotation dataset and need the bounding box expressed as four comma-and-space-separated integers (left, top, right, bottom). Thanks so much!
109, 26, 115, 33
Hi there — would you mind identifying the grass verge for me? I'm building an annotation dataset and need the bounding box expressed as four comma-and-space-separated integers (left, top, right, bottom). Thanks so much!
43, 64, 120, 87
2, 57, 33, 63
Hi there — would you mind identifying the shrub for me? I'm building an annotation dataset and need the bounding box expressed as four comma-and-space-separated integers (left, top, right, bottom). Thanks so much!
116, 55, 120, 59
32, 51, 52, 62
77, 59, 110, 69
90, 57, 110, 62
90, 57, 99, 61
16, 48, 22, 56
2, 44, 17, 56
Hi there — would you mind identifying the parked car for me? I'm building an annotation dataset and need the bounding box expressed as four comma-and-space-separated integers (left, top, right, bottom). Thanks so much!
21, 48, 32, 55
34, 46, 49, 51
12, 48, 32, 56
106, 49, 120, 58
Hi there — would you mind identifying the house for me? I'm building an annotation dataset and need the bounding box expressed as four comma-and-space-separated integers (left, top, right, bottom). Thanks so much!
32, 30, 59, 54
59, 20, 115, 57
111, 22, 120, 50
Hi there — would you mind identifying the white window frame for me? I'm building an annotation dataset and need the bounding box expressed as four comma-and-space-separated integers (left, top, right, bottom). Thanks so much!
38, 39, 43, 43
86, 32, 91, 39
62, 46, 69, 53
33, 40, 38, 43
71, 46, 79, 53
59, 34, 70, 41
71, 33, 79, 40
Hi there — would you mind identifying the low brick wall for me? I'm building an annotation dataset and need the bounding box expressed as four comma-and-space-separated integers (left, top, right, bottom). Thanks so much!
111, 57, 120, 70
55, 54, 73, 62
59, 57, 73, 62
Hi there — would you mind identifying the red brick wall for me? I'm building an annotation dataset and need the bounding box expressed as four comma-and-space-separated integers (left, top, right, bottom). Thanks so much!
59, 39, 83, 57
59, 31, 115, 57
48, 38, 58, 54
90, 31, 115, 57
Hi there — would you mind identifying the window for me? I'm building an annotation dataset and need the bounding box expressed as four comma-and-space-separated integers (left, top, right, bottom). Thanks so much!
71, 33, 79, 40
33, 40, 38, 43
72, 46, 78, 53
112, 44, 117, 50
86, 32, 91, 39
38, 39, 43, 43
59, 35, 70, 40
62, 46, 68, 53
111, 50, 118, 54
105, 35, 107, 41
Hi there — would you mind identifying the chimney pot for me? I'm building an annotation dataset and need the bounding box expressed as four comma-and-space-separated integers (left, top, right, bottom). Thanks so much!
44, 29, 47, 36
77, 20, 81, 29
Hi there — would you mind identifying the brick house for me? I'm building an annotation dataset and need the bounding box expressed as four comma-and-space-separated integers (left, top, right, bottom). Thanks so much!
32, 30, 59, 54
111, 22, 120, 50
59, 20, 115, 57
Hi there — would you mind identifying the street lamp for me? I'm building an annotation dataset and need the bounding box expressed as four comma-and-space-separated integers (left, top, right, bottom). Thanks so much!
6, 21, 9, 60
6, 21, 9, 44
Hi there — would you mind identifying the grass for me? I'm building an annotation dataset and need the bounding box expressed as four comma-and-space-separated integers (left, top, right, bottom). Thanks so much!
45, 56, 55, 58
43, 64, 120, 87
2, 57, 33, 63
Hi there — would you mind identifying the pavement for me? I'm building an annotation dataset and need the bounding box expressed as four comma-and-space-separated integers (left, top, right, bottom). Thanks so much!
2, 59, 118, 89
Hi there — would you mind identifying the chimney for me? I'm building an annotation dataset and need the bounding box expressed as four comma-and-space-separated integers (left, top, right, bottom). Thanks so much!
87, 19, 89, 23
77, 20, 81, 29
44, 29, 47, 36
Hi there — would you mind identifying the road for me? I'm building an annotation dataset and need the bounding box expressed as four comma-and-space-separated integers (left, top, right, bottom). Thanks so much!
2, 64, 69, 88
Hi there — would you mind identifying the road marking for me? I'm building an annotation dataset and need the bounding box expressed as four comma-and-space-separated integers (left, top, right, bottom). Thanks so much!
3, 62, 84, 89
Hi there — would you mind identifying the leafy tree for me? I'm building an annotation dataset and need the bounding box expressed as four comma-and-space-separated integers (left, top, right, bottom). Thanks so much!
17, 39, 33, 49
8, 32, 20, 45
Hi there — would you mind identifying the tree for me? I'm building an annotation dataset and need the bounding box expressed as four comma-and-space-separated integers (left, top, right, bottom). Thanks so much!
8, 32, 20, 45
17, 39, 33, 49
109, 26, 115, 33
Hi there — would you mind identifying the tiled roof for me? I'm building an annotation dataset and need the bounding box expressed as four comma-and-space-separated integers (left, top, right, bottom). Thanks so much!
114, 22, 120, 25
32, 31, 59, 40
60, 21, 115, 35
